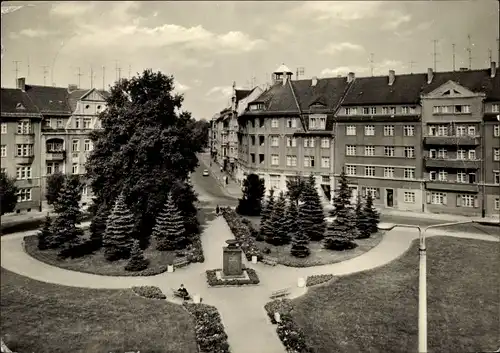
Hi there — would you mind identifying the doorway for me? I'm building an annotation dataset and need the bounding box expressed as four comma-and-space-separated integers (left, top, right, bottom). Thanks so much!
386, 189, 394, 207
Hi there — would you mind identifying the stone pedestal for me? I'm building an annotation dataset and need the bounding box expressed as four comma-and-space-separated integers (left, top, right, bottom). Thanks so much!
222, 239, 243, 278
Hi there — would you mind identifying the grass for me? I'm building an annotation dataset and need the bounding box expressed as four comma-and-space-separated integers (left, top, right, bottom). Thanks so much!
291, 237, 500, 353
0, 268, 198, 353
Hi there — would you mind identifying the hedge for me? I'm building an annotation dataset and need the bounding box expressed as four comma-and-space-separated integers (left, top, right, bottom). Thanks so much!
206, 267, 260, 286
306, 274, 335, 287
131, 286, 167, 300
1, 212, 92, 235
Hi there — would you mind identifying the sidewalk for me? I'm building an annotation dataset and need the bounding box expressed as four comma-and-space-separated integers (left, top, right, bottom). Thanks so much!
197, 153, 242, 199
379, 207, 500, 226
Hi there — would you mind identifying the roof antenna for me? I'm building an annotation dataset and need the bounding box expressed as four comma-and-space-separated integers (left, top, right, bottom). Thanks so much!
452, 43, 456, 71
369, 53, 374, 76
432, 39, 439, 71
13, 60, 21, 82
467, 34, 473, 70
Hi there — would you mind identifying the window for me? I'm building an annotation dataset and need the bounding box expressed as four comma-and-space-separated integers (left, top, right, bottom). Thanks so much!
428, 126, 437, 136
46, 162, 60, 175
309, 115, 326, 129
403, 125, 415, 136
458, 194, 475, 208
74, 119, 81, 129
468, 149, 476, 160
364, 187, 378, 198
321, 137, 330, 149
258, 118, 264, 128
345, 107, 357, 115
271, 119, 279, 128
16, 166, 32, 179
467, 126, 476, 136
82, 186, 88, 196
0, 168, 5, 174
494, 148, 500, 161
404, 147, 415, 158
383, 125, 394, 136
382, 107, 389, 114
270, 175, 280, 189
455, 105, 470, 114
384, 146, 395, 157
345, 165, 356, 176
0, 145, 6, 157
384, 167, 394, 178
303, 137, 315, 148
437, 125, 448, 136
438, 148, 447, 159
321, 156, 330, 168
370, 107, 376, 114
493, 104, 499, 113
286, 118, 297, 128
346, 125, 356, 136
56, 118, 64, 128
431, 192, 446, 205
17, 188, 32, 202
16, 144, 33, 156
346, 145, 356, 156
72, 139, 80, 152
322, 176, 330, 184
365, 166, 375, 177
404, 168, 415, 179
46, 141, 63, 152
271, 154, 280, 166
259, 136, 265, 146
250, 119, 255, 128
259, 154, 264, 164
362, 107, 369, 115
286, 155, 297, 167
429, 171, 437, 181
494, 172, 499, 185
304, 156, 315, 167
494, 125, 500, 137
438, 170, 448, 181
271, 136, 279, 147
404, 191, 415, 203
429, 149, 437, 158
84, 140, 92, 152
250, 104, 264, 111
17, 120, 31, 134
250, 153, 255, 163
457, 149, 466, 160
1, 122, 6, 134
495, 198, 500, 210
456, 125, 467, 136
365, 125, 375, 136
364, 146, 375, 156
251, 136, 255, 146
402, 106, 409, 114
83, 118, 92, 129
72, 163, 79, 174
286, 137, 297, 147
433, 106, 440, 114
389, 107, 396, 115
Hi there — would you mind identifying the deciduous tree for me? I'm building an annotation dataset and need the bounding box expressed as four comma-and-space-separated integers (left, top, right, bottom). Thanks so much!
152, 193, 186, 251
236, 173, 265, 216
0, 171, 17, 215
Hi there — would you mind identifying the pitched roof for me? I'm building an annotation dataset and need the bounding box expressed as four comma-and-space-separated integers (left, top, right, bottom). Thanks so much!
24, 85, 72, 115
1, 88, 41, 116
68, 89, 90, 112
235, 89, 253, 102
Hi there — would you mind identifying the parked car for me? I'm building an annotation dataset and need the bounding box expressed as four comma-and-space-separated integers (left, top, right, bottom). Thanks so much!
202, 169, 209, 176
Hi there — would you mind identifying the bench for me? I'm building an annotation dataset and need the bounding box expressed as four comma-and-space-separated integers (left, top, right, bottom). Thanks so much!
270, 288, 290, 299
171, 288, 191, 301
261, 255, 278, 266
173, 256, 190, 268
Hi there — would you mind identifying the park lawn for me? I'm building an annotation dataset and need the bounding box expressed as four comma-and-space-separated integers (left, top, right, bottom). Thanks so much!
291, 237, 500, 353
0, 268, 198, 353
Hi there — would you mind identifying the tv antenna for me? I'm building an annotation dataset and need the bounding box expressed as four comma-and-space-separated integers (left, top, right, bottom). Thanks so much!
128, 64, 131, 79
409, 60, 416, 74
467, 34, 473, 70
452, 43, 456, 71
488, 48, 492, 64
89, 66, 94, 89
115, 60, 121, 81
102, 66, 106, 90
27, 56, 30, 77
369, 53, 374, 76
432, 39, 439, 71
41, 65, 49, 86
76, 67, 83, 88
13, 60, 21, 81
296, 67, 305, 80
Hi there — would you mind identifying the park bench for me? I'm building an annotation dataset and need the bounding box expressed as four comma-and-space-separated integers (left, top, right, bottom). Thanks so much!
173, 256, 190, 269
261, 255, 278, 266
270, 288, 290, 300
171, 288, 191, 301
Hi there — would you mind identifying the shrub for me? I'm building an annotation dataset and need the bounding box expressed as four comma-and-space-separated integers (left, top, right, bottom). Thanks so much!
206, 267, 260, 286
264, 299, 294, 324
306, 274, 335, 287
220, 207, 263, 261
186, 234, 205, 263
125, 241, 149, 272
131, 286, 166, 300
1, 213, 92, 236
183, 303, 231, 353
37, 214, 52, 250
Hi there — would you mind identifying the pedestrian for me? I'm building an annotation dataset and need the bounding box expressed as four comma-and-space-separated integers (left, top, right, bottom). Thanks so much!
215, 205, 220, 216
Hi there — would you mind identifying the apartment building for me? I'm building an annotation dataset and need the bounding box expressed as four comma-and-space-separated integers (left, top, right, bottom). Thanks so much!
1, 78, 108, 212
1, 86, 43, 211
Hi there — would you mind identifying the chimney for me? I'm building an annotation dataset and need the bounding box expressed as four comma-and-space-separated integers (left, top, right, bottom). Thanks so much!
491, 61, 497, 78
68, 84, 78, 92
388, 70, 396, 86
347, 72, 355, 83
427, 68, 434, 84
337, 75, 342, 78
311, 76, 318, 87
17, 77, 26, 91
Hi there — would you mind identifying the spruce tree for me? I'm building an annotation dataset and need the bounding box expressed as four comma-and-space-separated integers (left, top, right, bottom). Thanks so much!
259, 189, 275, 240
298, 175, 326, 241
103, 193, 135, 261
284, 197, 299, 241
363, 193, 380, 236
89, 201, 111, 250
290, 199, 310, 257
37, 214, 52, 250
323, 206, 359, 250
355, 195, 370, 239
152, 193, 186, 251
125, 240, 149, 271
266, 192, 289, 245
332, 169, 352, 216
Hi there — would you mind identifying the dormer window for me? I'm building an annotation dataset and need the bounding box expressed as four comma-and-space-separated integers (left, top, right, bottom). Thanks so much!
249, 103, 265, 111
345, 107, 357, 115
16, 103, 26, 110
309, 114, 326, 130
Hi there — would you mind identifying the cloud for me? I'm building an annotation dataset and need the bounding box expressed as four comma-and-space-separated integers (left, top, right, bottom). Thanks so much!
319, 42, 364, 55
13, 28, 56, 38
320, 66, 368, 77
50, 2, 95, 16
382, 12, 412, 30
174, 80, 190, 93
192, 79, 203, 87
206, 86, 233, 100
320, 60, 404, 77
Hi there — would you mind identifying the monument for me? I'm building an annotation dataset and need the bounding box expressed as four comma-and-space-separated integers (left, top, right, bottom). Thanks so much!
222, 239, 244, 278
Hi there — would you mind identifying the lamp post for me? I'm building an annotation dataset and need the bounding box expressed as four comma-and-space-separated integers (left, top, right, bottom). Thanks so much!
379, 220, 475, 353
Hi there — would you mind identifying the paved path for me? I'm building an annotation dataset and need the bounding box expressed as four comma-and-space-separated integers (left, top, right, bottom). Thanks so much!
1, 215, 498, 353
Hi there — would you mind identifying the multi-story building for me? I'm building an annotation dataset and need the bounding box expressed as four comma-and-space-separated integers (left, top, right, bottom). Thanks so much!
1, 78, 108, 213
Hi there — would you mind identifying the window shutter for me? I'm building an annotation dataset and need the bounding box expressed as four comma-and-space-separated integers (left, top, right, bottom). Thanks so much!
443, 193, 448, 205
456, 194, 461, 207
426, 192, 431, 204
474, 196, 479, 208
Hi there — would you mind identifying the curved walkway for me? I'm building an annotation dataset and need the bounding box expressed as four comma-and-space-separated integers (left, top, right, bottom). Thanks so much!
1, 216, 498, 353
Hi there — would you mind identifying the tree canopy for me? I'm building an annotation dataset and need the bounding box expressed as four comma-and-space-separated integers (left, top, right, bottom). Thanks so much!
46, 172, 66, 206
0, 171, 17, 215
236, 173, 265, 216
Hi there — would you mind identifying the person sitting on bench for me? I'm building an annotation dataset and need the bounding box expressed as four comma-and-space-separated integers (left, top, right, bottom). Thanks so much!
177, 284, 189, 298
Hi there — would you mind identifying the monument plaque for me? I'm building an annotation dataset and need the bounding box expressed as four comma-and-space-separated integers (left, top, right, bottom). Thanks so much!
222, 239, 243, 277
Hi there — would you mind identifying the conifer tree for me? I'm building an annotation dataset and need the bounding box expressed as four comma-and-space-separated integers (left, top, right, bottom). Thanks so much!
103, 193, 135, 261
125, 240, 149, 271
266, 191, 289, 245
259, 189, 275, 240
332, 169, 352, 215
362, 193, 380, 236
37, 214, 52, 250
284, 197, 299, 241
152, 193, 186, 251
290, 199, 310, 257
89, 200, 111, 250
298, 175, 326, 241
323, 206, 359, 250
355, 195, 369, 239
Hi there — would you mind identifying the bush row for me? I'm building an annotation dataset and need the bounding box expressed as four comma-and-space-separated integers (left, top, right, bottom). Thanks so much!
220, 207, 263, 261
264, 299, 315, 353
183, 302, 231, 353
205, 267, 260, 286
1, 212, 92, 235
131, 286, 167, 300
306, 274, 335, 287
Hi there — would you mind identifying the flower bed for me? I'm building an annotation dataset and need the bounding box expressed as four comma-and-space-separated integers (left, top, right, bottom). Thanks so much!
220, 207, 263, 261
131, 286, 167, 300
205, 267, 260, 286
264, 299, 314, 353
306, 274, 335, 287
183, 302, 231, 353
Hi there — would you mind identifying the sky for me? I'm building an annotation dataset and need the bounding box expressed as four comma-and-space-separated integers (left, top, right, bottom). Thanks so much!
1, 1, 499, 120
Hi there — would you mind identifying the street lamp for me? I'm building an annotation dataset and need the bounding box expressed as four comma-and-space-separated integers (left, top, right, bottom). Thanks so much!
378, 220, 476, 353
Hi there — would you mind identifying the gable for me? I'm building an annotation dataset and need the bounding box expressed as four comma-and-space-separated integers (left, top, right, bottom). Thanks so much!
425, 80, 478, 98
80, 89, 106, 102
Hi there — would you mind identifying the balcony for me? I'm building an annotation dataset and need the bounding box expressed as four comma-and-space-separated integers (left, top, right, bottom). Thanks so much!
424, 158, 481, 169
425, 181, 479, 193
46, 151, 66, 161
423, 135, 480, 146
15, 155, 34, 164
